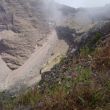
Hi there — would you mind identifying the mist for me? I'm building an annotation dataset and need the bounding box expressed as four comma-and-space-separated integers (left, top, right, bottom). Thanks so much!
55, 0, 110, 8
30, 0, 110, 27
55, 0, 110, 26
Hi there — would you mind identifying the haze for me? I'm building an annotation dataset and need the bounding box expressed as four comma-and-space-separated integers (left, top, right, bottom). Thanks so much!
55, 0, 110, 8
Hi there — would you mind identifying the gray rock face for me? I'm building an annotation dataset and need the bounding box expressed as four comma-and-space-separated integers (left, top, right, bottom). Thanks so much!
0, 0, 50, 70
0, 56, 11, 90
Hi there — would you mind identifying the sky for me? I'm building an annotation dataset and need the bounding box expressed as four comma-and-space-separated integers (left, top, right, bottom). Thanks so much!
55, 0, 110, 8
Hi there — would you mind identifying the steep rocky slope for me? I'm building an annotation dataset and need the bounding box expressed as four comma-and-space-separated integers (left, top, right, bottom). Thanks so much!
0, 0, 110, 92
0, 0, 72, 91
0, 1, 109, 110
